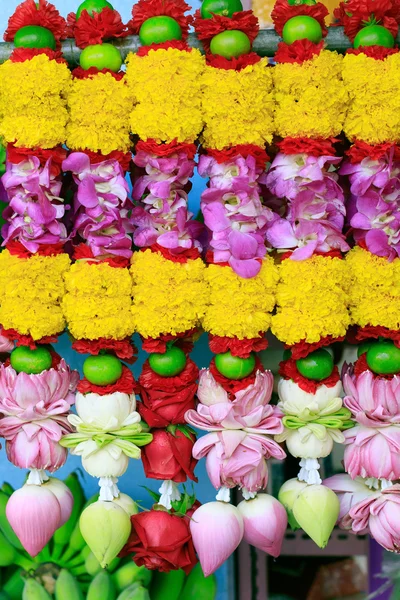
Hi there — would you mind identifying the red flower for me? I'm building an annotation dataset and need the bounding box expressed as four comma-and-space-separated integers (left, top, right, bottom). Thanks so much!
136, 139, 197, 160
271, 0, 328, 37
72, 338, 137, 361
279, 358, 340, 394
286, 335, 345, 360
346, 140, 400, 163
194, 10, 259, 54
2, 329, 59, 349
208, 333, 268, 358
334, 0, 400, 41
10, 48, 67, 64
138, 359, 198, 428
128, 0, 192, 40
71, 67, 125, 81
209, 356, 263, 397
349, 324, 400, 348
68, 8, 129, 49
147, 244, 200, 263
346, 46, 399, 60
141, 331, 195, 354
5, 241, 65, 258
206, 145, 269, 169
274, 39, 324, 64
77, 366, 136, 396
277, 136, 339, 158
72, 243, 130, 267
121, 509, 197, 574
7, 145, 67, 176
206, 52, 261, 70
141, 428, 198, 483
137, 40, 191, 55
4, 0, 67, 43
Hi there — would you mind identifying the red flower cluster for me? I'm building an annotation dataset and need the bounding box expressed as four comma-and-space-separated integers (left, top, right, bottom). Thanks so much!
271, 0, 328, 37
194, 10, 259, 54
278, 137, 339, 158
128, 0, 192, 40
287, 335, 344, 360
206, 145, 269, 170
274, 39, 324, 65
141, 330, 196, 354
71, 67, 125, 81
334, 0, 400, 41
4, 0, 66, 43
147, 244, 200, 263
346, 140, 400, 163
136, 139, 197, 160
77, 366, 136, 396
72, 338, 137, 361
137, 40, 191, 56
349, 324, 400, 348
141, 428, 198, 482
10, 48, 67, 64
72, 243, 130, 267
206, 52, 261, 70
7, 145, 67, 176
209, 356, 263, 397
346, 46, 399, 60
138, 359, 198, 428
1, 328, 58, 349
121, 509, 197, 574
209, 333, 268, 358
6, 241, 65, 258
279, 358, 340, 394
67, 8, 129, 49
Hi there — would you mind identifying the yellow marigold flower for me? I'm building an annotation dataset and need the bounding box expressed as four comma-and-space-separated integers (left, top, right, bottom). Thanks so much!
346, 247, 400, 330
130, 250, 207, 338
126, 48, 204, 144
342, 53, 400, 144
0, 55, 71, 148
66, 73, 134, 154
63, 262, 134, 340
201, 58, 274, 150
271, 255, 351, 345
0, 251, 70, 339
202, 258, 278, 339
273, 51, 348, 139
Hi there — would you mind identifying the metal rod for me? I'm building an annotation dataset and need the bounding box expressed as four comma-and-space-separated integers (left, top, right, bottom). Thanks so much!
0, 26, 358, 65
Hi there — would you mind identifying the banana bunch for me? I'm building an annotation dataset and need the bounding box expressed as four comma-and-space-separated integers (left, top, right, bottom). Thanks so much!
0, 473, 217, 600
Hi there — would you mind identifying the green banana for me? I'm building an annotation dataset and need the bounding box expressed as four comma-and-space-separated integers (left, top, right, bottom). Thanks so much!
1, 483, 14, 497
3, 568, 25, 600
55, 569, 84, 600
84, 551, 103, 576
22, 579, 52, 600
178, 564, 217, 600
61, 494, 98, 563
66, 545, 91, 568
87, 571, 116, 600
0, 491, 25, 551
112, 563, 152, 592
117, 584, 150, 600
52, 473, 85, 560
150, 570, 185, 600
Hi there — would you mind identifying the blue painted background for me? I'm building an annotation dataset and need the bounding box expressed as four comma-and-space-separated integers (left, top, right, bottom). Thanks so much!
0, 2, 232, 598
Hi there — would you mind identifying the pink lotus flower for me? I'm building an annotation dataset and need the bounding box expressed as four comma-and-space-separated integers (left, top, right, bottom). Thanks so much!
6, 479, 73, 556
0, 361, 78, 472
190, 501, 244, 576
343, 425, 400, 481
186, 369, 283, 434
343, 371, 400, 426
238, 493, 287, 557
324, 473, 377, 529
193, 430, 286, 493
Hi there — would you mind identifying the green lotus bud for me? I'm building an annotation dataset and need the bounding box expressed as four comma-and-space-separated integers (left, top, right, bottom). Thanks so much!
278, 478, 308, 530
113, 493, 138, 516
292, 484, 339, 548
80, 500, 131, 568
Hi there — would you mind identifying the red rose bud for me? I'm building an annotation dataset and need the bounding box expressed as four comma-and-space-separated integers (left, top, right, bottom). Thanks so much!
121, 509, 197, 574
141, 427, 198, 483
138, 359, 198, 428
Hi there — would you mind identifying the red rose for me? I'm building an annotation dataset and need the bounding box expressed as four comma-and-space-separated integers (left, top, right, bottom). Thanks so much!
141, 428, 198, 483
121, 509, 197, 574
138, 359, 198, 428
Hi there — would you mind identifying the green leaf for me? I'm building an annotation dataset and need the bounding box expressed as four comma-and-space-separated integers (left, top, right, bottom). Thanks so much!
141, 487, 161, 503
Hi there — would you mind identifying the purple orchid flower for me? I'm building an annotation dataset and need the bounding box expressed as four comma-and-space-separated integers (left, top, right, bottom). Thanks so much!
132, 149, 195, 201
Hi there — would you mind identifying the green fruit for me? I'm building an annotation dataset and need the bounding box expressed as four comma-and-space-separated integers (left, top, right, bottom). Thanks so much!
55, 570, 84, 600
366, 341, 400, 375
139, 16, 182, 46
200, 0, 243, 19
214, 351, 256, 380
87, 571, 116, 600
22, 579, 52, 600
10, 346, 52, 375
357, 340, 376, 357
282, 15, 323, 44
148, 346, 186, 377
150, 570, 185, 600
210, 30, 251, 58
14, 25, 56, 50
354, 24, 395, 49
178, 563, 217, 600
80, 43, 122, 72
117, 585, 150, 600
296, 349, 334, 381
83, 354, 123, 385
76, 0, 114, 18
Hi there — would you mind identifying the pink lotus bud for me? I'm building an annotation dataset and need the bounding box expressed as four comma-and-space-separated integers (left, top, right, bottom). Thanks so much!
44, 478, 73, 526
369, 485, 400, 552
237, 494, 287, 557
190, 501, 244, 576
6, 483, 62, 556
